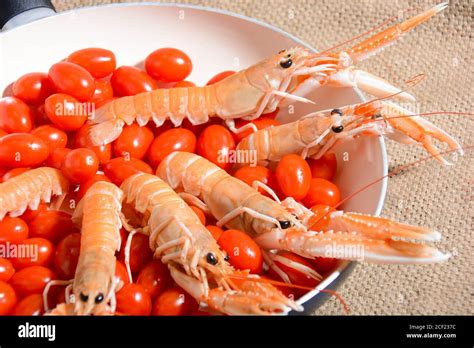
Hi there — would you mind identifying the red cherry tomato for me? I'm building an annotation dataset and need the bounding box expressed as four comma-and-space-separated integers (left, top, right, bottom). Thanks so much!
115, 261, 130, 286
67, 48, 117, 78
111, 66, 158, 97
45, 147, 71, 169
268, 251, 320, 290
190, 206, 206, 225
152, 287, 197, 316
119, 233, 153, 274
89, 79, 114, 108
217, 229, 263, 274
29, 210, 77, 243
206, 225, 224, 241
73, 124, 112, 164
275, 154, 311, 200
197, 125, 235, 171
232, 117, 280, 143
0, 97, 33, 133
19, 202, 48, 223
0, 258, 15, 282
2, 167, 29, 181
0, 217, 29, 244
10, 266, 56, 298
113, 123, 154, 159
147, 128, 196, 167
145, 48, 193, 83
77, 174, 112, 200
174, 81, 195, 88
12, 72, 54, 105
48, 62, 95, 101
31, 125, 68, 152
206, 70, 236, 85
233, 165, 278, 197
0, 281, 17, 315
308, 153, 337, 181
116, 283, 152, 316
137, 260, 170, 300
0, 129, 7, 137
0, 133, 49, 168
310, 257, 339, 275
30, 104, 50, 126
13, 294, 44, 316
44, 93, 89, 131
11, 238, 55, 269
62, 148, 99, 184
54, 232, 81, 279
308, 204, 334, 231
302, 178, 341, 207
103, 157, 152, 186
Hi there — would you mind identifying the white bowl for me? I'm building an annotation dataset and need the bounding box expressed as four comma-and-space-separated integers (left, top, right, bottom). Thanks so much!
0, 3, 388, 314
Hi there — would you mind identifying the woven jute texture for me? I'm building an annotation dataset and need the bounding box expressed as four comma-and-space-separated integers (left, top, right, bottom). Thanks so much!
51, 0, 473, 315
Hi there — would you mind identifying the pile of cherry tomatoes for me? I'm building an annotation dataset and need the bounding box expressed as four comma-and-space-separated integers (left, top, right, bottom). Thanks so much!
0, 47, 340, 316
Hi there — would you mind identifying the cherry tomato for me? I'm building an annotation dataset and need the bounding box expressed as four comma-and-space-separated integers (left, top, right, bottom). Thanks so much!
302, 178, 341, 207
30, 104, 50, 126
197, 125, 235, 171
0, 217, 29, 244
62, 148, 99, 183
44, 93, 88, 131
145, 48, 193, 83
174, 80, 195, 88
12, 72, 54, 105
67, 48, 117, 78
217, 229, 263, 274
19, 202, 48, 223
232, 117, 280, 143
89, 79, 114, 108
115, 261, 130, 286
0, 133, 49, 168
233, 165, 278, 197
11, 238, 54, 269
308, 153, 337, 181
0, 97, 33, 133
13, 294, 44, 316
118, 233, 153, 274
31, 125, 68, 152
29, 210, 77, 243
2, 167, 29, 181
113, 123, 154, 159
0, 129, 7, 137
206, 70, 236, 85
152, 287, 197, 316
147, 128, 196, 167
206, 225, 223, 241
181, 117, 221, 136
45, 147, 71, 169
0, 258, 15, 282
73, 124, 111, 164
190, 206, 206, 225
54, 232, 81, 279
310, 257, 339, 275
116, 283, 152, 315
275, 154, 311, 200
308, 204, 334, 231
10, 266, 56, 298
48, 61, 95, 101
137, 260, 170, 300
0, 281, 17, 315
111, 66, 158, 97
103, 157, 152, 186
77, 174, 112, 200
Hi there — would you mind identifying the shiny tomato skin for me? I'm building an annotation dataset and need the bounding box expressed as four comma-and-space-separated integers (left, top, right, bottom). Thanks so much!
62, 148, 99, 184
0, 133, 49, 168
137, 260, 171, 300
308, 204, 334, 231
206, 70, 236, 85
115, 261, 130, 286
197, 125, 235, 171
217, 229, 263, 274
10, 266, 56, 298
0, 217, 29, 244
116, 283, 152, 316
12, 72, 54, 105
118, 233, 153, 274
0, 258, 15, 282
308, 153, 337, 181
103, 157, 152, 186
0, 281, 17, 315
302, 178, 341, 207
310, 257, 339, 275
19, 203, 48, 223
275, 154, 311, 200
145, 48, 193, 82
111, 66, 158, 97
11, 238, 55, 269
31, 125, 68, 152
0, 97, 33, 133
152, 287, 197, 316
13, 294, 44, 316
89, 79, 114, 108
28, 210, 77, 243
45, 147, 71, 169
113, 123, 154, 159
233, 117, 280, 143
67, 48, 117, 78
77, 174, 112, 200
147, 128, 196, 167
73, 124, 112, 164
233, 165, 278, 197
54, 232, 81, 280
44, 93, 88, 131
48, 61, 95, 101
2, 167, 29, 181
174, 81, 195, 88
206, 225, 224, 241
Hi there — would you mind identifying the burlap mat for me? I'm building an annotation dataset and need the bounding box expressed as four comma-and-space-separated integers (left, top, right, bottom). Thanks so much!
50, 0, 473, 315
